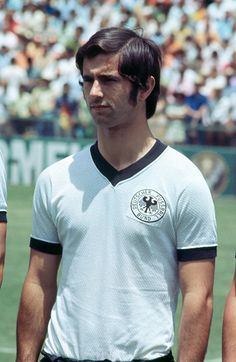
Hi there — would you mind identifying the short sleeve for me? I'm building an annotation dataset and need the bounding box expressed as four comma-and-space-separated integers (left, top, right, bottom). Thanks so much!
30, 169, 62, 255
0, 151, 7, 221
176, 175, 217, 261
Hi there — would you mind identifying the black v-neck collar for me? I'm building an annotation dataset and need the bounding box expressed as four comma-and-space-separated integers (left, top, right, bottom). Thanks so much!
90, 140, 167, 186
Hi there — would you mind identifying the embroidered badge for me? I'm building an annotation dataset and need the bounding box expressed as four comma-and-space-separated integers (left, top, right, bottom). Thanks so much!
130, 189, 166, 223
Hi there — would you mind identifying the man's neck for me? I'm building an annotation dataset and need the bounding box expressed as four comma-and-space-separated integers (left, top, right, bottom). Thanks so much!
96, 126, 156, 171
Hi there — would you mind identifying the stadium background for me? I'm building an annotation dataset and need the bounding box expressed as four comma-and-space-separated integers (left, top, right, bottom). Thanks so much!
0, 0, 236, 361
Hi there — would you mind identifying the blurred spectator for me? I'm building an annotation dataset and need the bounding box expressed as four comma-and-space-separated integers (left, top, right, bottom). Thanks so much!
54, 83, 79, 138
202, 66, 227, 97
148, 86, 168, 143
0, 56, 27, 85
31, 78, 56, 136
0, 57, 28, 105
0, 45, 11, 68
0, 0, 235, 146
184, 79, 209, 145
9, 84, 33, 120
8, 84, 34, 136
207, 0, 225, 21
206, 87, 232, 146
77, 97, 96, 139
164, 90, 186, 144
217, 10, 234, 42
162, 62, 198, 96
0, 80, 11, 136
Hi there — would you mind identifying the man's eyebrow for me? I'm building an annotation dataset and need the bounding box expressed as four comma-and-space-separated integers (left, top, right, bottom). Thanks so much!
82, 74, 93, 80
99, 74, 120, 80
82, 71, 121, 80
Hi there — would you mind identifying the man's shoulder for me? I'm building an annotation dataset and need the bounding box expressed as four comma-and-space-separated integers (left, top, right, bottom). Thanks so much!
164, 145, 192, 164
163, 146, 205, 178
39, 145, 92, 181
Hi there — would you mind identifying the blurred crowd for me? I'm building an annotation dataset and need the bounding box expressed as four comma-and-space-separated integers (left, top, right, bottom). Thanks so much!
0, 0, 236, 146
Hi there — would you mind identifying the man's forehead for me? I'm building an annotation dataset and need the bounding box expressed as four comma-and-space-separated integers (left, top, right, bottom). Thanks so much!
83, 53, 120, 75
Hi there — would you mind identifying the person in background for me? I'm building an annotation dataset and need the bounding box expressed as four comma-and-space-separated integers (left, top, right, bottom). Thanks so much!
184, 78, 209, 145
222, 255, 236, 361
0, 150, 7, 287
16, 27, 217, 362
164, 89, 186, 145
54, 82, 79, 137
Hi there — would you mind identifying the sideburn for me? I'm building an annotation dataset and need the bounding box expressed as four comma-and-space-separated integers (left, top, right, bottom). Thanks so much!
128, 84, 139, 106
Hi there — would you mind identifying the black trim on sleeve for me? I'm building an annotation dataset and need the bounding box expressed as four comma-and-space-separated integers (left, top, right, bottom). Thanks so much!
177, 246, 217, 262
30, 237, 62, 255
0, 211, 7, 223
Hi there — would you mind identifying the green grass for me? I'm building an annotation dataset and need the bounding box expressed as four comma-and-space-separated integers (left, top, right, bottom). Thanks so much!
0, 185, 34, 361
0, 186, 235, 362
173, 195, 236, 361
205, 195, 236, 360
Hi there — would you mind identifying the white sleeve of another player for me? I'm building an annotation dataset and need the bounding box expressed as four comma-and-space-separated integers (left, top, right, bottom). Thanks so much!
31, 169, 59, 245
0, 151, 7, 212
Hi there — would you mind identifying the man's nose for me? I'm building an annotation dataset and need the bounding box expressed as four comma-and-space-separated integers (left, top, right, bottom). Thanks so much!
90, 79, 103, 97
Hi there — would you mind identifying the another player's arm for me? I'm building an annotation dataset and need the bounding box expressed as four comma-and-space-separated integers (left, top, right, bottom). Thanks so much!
16, 249, 61, 362
177, 258, 215, 362
0, 218, 7, 287
222, 268, 236, 362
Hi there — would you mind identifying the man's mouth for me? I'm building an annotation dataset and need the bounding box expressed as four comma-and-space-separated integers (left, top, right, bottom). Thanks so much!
90, 104, 109, 108
90, 104, 110, 111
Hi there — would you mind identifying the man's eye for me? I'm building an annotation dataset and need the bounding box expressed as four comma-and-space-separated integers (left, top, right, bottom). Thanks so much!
101, 77, 116, 83
80, 76, 117, 87
82, 77, 93, 84
79, 76, 92, 86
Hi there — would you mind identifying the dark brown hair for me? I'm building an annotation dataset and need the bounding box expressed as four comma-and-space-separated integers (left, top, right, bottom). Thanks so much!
75, 27, 162, 119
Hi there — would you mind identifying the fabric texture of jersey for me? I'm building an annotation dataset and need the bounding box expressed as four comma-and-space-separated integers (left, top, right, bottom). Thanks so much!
30, 141, 217, 360
0, 151, 7, 222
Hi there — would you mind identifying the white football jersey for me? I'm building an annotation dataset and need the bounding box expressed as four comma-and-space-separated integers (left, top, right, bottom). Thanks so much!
0, 151, 7, 222
31, 140, 217, 360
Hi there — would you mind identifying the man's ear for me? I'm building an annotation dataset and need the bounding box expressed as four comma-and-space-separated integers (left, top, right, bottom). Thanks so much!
138, 76, 156, 101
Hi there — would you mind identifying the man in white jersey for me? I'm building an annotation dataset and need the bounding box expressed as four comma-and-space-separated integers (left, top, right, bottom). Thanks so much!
16, 27, 217, 362
222, 254, 236, 361
0, 150, 7, 287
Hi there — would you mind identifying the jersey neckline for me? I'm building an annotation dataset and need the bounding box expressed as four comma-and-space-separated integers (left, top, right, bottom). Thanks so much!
90, 139, 167, 186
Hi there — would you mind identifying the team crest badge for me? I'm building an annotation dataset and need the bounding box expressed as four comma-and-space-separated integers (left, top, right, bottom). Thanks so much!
130, 189, 166, 223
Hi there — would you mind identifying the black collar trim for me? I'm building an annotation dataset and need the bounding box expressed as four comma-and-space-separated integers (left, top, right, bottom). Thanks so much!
90, 140, 167, 186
